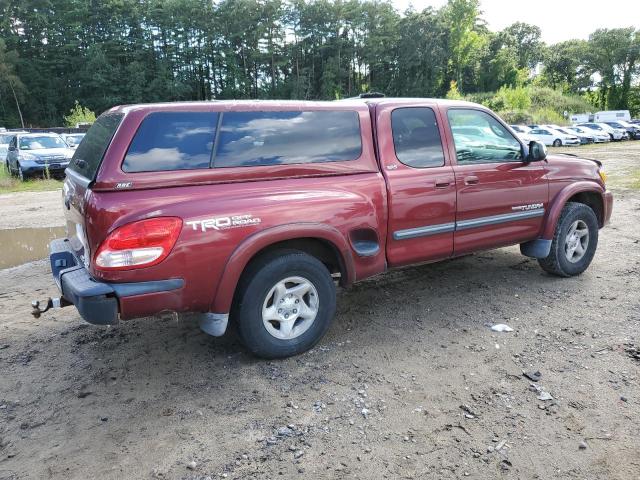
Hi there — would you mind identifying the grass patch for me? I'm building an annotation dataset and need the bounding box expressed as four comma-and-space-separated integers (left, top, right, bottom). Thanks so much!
0, 165, 63, 194
607, 168, 640, 191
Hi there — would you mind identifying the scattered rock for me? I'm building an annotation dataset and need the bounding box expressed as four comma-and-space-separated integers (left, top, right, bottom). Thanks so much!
523, 371, 542, 382
579, 441, 588, 450
186, 460, 197, 470
537, 391, 553, 401
100, 417, 108, 422
491, 324, 514, 332
620, 396, 628, 402
294, 450, 304, 459
277, 426, 294, 437
625, 344, 640, 361
460, 404, 478, 418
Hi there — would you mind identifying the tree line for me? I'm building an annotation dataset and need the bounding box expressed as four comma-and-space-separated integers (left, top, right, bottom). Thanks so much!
0, 0, 638, 127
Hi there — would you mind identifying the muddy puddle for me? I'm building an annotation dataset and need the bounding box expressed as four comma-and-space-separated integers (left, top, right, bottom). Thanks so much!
0, 227, 66, 269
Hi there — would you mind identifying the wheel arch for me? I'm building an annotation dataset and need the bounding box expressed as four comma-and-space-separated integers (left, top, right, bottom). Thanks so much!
543, 183, 605, 239
210, 223, 355, 314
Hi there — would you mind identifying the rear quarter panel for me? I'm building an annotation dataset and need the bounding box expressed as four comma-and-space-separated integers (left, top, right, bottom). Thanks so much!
87, 174, 387, 317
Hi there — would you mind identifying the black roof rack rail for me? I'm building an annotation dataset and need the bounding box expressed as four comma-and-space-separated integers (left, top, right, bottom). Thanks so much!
358, 92, 385, 99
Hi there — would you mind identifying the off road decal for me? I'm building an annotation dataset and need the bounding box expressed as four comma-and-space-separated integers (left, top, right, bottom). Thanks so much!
186, 214, 261, 232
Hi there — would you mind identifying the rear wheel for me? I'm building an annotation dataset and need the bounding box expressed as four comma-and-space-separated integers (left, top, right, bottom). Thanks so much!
552, 139, 562, 147
234, 250, 336, 359
17, 163, 27, 182
538, 202, 599, 277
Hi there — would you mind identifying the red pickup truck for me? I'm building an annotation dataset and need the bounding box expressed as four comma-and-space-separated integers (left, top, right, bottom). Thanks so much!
39, 98, 613, 358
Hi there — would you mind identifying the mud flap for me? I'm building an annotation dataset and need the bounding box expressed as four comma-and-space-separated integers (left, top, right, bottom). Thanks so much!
520, 239, 552, 259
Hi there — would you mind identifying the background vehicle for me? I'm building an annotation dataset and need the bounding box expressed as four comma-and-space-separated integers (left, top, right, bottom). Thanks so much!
510, 125, 535, 142
577, 122, 627, 141
60, 133, 86, 148
603, 121, 640, 140
555, 127, 593, 145
43, 99, 613, 359
1, 131, 28, 167
570, 113, 593, 123
594, 110, 631, 122
527, 127, 580, 146
566, 126, 609, 143
1, 132, 16, 164
6, 133, 74, 180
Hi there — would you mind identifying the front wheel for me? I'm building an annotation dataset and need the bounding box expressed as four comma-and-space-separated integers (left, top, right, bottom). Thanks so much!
538, 202, 599, 277
552, 139, 562, 147
234, 250, 336, 359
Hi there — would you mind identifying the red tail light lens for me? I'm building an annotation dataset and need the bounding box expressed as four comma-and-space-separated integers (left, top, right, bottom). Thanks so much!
94, 217, 182, 271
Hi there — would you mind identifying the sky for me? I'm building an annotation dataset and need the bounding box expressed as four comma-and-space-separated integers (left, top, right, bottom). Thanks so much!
390, 0, 638, 44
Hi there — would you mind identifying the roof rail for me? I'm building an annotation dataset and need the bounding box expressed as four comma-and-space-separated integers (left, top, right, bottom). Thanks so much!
359, 92, 385, 99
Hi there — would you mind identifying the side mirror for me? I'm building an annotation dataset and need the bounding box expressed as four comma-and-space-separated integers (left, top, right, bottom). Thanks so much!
66, 138, 75, 147
527, 140, 547, 162
8, 145, 15, 151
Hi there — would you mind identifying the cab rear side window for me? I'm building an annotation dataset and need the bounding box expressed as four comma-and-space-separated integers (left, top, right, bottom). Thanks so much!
123, 112, 218, 173
213, 111, 361, 168
391, 107, 445, 168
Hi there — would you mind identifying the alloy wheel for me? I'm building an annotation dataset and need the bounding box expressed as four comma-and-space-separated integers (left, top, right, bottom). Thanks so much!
564, 219, 589, 263
261, 276, 319, 340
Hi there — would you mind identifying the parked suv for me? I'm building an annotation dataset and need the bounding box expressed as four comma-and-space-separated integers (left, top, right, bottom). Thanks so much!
6, 132, 74, 180
577, 122, 627, 141
603, 121, 640, 140
0, 131, 27, 164
39, 99, 613, 358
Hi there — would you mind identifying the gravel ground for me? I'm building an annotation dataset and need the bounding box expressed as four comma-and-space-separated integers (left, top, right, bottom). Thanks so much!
0, 191, 64, 229
0, 143, 639, 480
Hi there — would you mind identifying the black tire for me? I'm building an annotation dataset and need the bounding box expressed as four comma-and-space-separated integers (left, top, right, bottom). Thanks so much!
538, 202, 599, 277
553, 139, 562, 147
17, 163, 27, 181
233, 250, 336, 359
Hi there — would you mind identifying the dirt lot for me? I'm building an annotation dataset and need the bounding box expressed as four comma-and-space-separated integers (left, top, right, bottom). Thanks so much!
1, 143, 639, 480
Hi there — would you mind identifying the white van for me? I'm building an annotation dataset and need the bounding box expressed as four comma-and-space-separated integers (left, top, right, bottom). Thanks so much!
594, 110, 631, 122
570, 113, 592, 123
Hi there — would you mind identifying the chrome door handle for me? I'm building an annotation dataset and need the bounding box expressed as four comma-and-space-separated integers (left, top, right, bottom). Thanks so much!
464, 176, 479, 185
435, 178, 451, 188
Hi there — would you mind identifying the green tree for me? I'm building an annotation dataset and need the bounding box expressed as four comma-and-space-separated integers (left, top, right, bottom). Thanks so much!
63, 101, 96, 127
442, 0, 487, 91
0, 39, 25, 127
541, 40, 590, 92
586, 28, 639, 109
500, 22, 544, 69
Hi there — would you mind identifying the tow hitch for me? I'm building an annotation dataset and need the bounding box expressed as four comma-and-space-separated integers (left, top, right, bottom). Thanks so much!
31, 297, 72, 318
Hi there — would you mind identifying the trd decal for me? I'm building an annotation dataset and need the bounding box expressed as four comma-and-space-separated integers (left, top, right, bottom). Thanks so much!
512, 203, 543, 211
186, 214, 262, 232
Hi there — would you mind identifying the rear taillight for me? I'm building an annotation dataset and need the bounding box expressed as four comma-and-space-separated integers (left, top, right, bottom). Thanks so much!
94, 217, 182, 271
